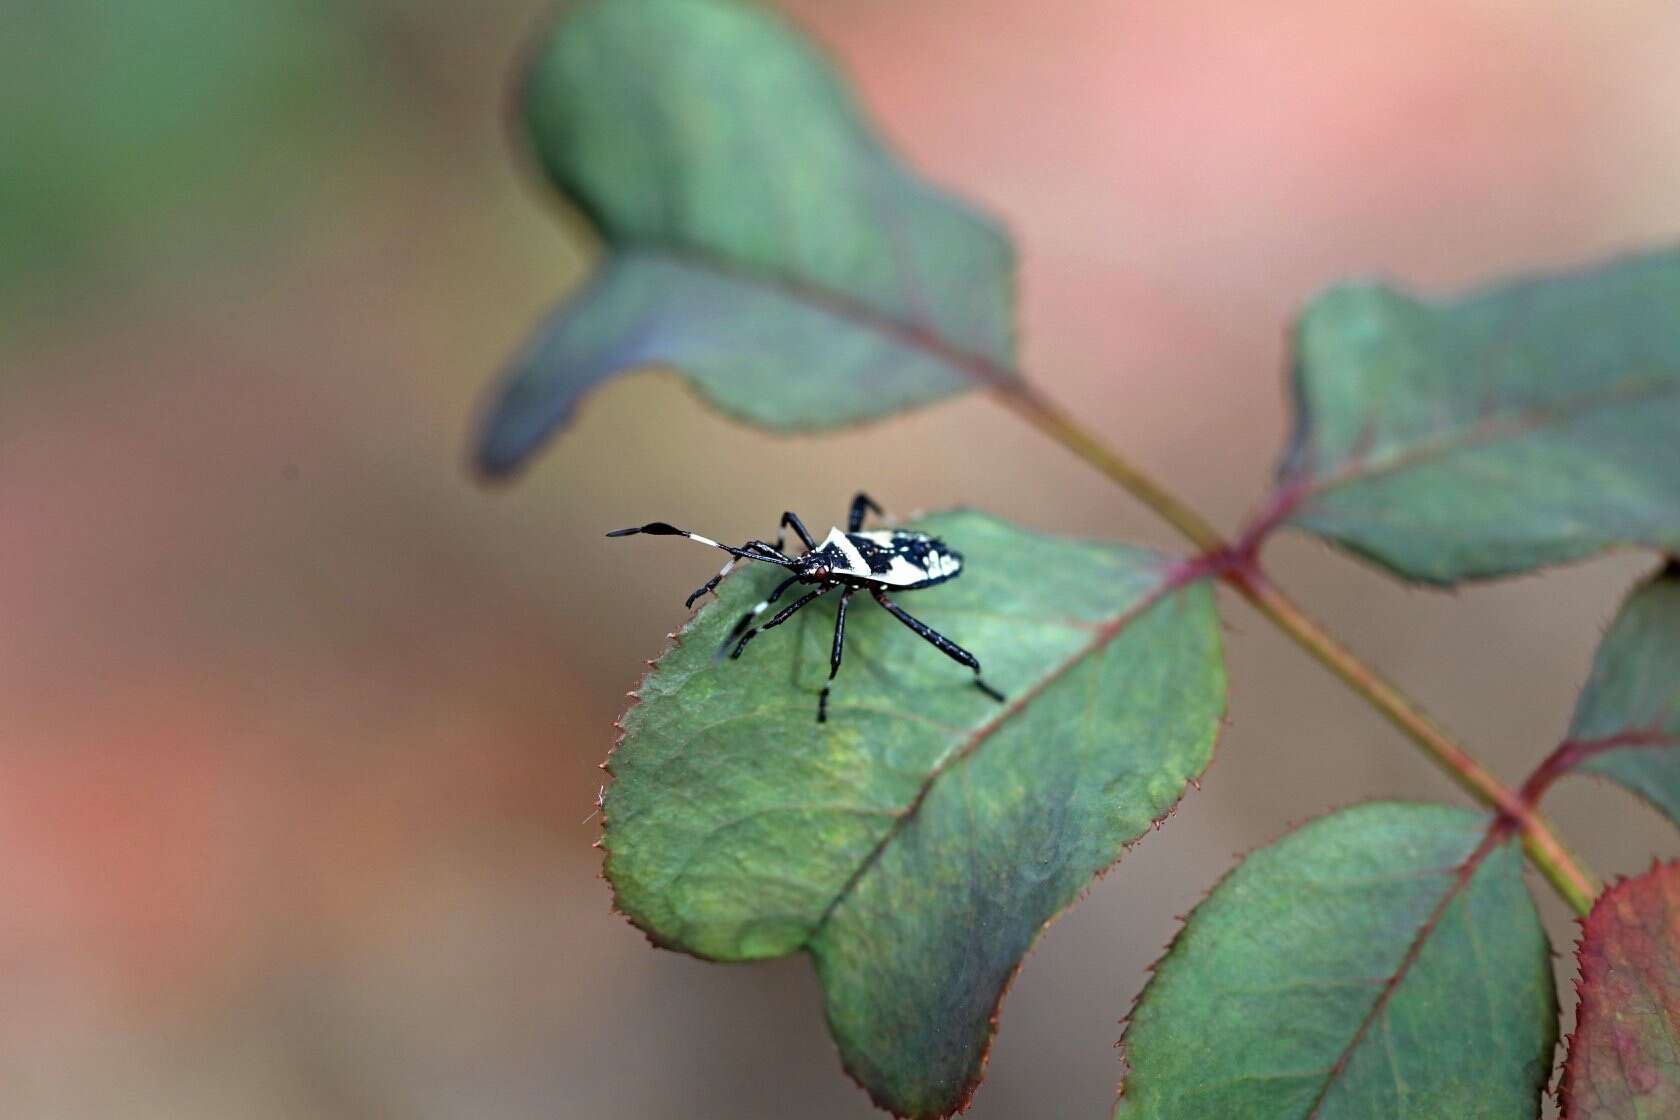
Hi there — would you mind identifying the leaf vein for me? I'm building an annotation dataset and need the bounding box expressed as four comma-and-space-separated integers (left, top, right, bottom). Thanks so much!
1295, 374, 1676, 503
805, 577, 1183, 943
1302, 826, 1505, 1119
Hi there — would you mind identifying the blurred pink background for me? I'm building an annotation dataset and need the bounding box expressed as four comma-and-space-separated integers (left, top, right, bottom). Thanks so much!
4, 2, 1679, 1115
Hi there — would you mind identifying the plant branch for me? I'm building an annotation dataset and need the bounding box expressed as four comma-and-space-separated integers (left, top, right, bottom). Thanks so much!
1236, 569, 1598, 915
993, 381, 1601, 917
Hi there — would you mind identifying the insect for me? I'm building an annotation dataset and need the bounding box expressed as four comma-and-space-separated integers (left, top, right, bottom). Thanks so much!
608, 492, 1006, 723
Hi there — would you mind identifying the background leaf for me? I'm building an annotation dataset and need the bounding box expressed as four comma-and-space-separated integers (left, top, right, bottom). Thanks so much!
1117, 802, 1555, 1119
1560, 561, 1680, 825
602, 510, 1224, 1118
1561, 860, 1680, 1118
0, 0, 368, 327
1276, 247, 1680, 584
475, 0, 1018, 477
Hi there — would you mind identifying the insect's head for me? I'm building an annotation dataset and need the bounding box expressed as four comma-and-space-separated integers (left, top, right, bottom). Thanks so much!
792, 553, 833, 582
791, 542, 854, 582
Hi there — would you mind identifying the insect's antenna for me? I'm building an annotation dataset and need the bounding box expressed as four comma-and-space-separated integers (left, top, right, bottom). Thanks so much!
606, 521, 698, 539
606, 522, 794, 566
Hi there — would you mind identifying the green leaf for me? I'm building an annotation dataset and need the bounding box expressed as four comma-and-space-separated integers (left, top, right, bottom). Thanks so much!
1561, 860, 1680, 1119
1560, 562, 1680, 825
475, 0, 1017, 477
1117, 803, 1556, 1119
1, 0, 366, 323
603, 510, 1224, 1118
1277, 248, 1680, 584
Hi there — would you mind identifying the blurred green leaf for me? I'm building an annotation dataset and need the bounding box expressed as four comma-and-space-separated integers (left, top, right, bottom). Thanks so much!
1117, 803, 1555, 1119
1277, 248, 1680, 584
1561, 562, 1680, 824
0, 0, 366, 324
603, 511, 1223, 1118
1561, 859, 1680, 1119
475, 0, 1018, 477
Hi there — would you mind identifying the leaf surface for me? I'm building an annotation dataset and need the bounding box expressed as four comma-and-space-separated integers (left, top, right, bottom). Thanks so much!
602, 511, 1225, 1118
1562, 861, 1680, 1119
476, 0, 1017, 476
1562, 563, 1680, 825
1117, 803, 1556, 1119
1277, 248, 1680, 584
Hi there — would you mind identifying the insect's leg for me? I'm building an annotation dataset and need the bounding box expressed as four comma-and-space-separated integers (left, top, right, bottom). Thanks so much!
871, 590, 1006, 703
685, 557, 737, 609
741, 538, 792, 560
683, 542, 797, 611
777, 511, 818, 553
730, 586, 830, 660
847, 493, 884, 532
818, 587, 855, 723
716, 574, 802, 660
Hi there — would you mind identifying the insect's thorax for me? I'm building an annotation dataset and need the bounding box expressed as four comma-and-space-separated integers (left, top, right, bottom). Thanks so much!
804, 528, 963, 588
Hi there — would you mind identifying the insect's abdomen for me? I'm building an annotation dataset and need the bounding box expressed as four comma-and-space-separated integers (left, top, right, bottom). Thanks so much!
848, 531, 963, 588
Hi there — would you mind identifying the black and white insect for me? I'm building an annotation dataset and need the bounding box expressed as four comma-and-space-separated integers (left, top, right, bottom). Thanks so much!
608, 493, 1005, 723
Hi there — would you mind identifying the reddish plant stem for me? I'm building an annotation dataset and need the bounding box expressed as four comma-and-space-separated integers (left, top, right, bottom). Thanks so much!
1521, 729, 1680, 805
994, 381, 1600, 916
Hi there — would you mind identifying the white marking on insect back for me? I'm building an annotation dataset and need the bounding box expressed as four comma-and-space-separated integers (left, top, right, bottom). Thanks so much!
820, 528, 870, 576
813, 527, 965, 586
882, 556, 931, 585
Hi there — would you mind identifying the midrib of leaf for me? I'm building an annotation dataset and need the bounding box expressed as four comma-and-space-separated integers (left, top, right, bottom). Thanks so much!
1302, 826, 1506, 1119
1291, 372, 1677, 501
1575, 730, 1680, 760
1566, 731, 1680, 826
617, 241, 1019, 387
807, 575, 1184, 942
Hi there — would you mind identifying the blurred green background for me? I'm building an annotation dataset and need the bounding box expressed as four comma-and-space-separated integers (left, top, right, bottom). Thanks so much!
4, 2, 1679, 1116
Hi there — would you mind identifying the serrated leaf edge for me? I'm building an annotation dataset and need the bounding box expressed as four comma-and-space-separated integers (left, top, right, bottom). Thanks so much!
1557, 857, 1680, 1117
1114, 806, 1541, 1118
600, 552, 1226, 1118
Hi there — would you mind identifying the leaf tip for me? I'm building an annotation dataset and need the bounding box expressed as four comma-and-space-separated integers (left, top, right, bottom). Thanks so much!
468, 405, 543, 483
